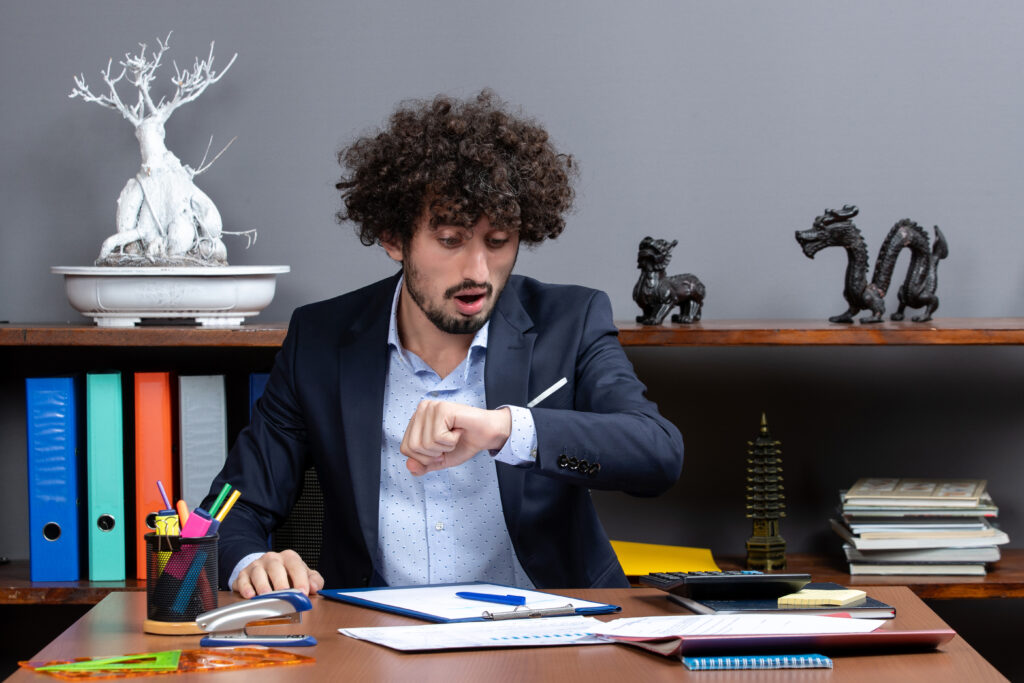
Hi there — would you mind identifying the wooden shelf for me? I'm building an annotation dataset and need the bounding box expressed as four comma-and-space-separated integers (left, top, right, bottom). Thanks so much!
616, 318, 1024, 346
5, 319, 1024, 348
0, 561, 144, 605
0, 323, 287, 348
4, 550, 1024, 604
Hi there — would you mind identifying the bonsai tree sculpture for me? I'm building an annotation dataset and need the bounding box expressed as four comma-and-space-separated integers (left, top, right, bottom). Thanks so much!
70, 33, 250, 266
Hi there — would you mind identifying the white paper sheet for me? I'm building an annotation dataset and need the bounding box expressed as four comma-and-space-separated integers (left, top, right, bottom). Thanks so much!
339, 615, 608, 651
589, 614, 884, 639
338, 612, 884, 652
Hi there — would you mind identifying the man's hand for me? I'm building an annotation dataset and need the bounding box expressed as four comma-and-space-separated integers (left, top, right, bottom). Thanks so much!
232, 549, 325, 599
401, 401, 511, 475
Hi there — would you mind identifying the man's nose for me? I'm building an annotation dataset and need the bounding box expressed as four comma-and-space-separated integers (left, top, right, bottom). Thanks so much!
461, 240, 489, 282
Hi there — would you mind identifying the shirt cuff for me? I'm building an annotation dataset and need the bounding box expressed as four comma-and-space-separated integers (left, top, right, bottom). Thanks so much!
491, 405, 538, 467
228, 552, 266, 591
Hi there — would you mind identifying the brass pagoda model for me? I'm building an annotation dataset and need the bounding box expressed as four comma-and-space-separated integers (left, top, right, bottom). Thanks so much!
745, 413, 787, 570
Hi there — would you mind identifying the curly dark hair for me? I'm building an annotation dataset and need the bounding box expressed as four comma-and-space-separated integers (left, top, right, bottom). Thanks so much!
336, 90, 577, 247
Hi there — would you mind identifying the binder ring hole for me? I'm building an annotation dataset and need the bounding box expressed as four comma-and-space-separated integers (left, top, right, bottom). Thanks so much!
42, 522, 62, 541
97, 514, 116, 532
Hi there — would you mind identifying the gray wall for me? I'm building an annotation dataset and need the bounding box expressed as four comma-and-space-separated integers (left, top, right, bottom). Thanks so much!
2, 3, 1023, 561
4, 1, 1024, 321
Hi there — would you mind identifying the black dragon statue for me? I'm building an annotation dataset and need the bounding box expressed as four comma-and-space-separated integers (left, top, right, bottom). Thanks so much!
795, 205, 948, 323
633, 236, 706, 325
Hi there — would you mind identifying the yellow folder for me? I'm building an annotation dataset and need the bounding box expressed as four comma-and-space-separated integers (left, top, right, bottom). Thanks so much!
610, 540, 720, 576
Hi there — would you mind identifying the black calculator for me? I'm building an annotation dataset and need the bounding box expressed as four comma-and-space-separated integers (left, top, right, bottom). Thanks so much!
639, 570, 812, 600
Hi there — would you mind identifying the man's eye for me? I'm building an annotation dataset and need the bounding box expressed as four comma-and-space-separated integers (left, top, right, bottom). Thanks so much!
487, 238, 510, 248
438, 237, 461, 247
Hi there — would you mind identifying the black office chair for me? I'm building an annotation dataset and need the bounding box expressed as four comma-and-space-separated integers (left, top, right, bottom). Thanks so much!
271, 467, 324, 570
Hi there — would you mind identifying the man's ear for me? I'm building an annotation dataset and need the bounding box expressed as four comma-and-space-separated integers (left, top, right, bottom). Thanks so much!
380, 235, 403, 262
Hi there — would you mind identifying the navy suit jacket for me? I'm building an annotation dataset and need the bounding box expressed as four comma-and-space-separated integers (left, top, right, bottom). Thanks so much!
209, 273, 683, 590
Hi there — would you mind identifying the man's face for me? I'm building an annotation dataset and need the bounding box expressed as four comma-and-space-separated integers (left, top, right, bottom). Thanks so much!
384, 213, 520, 335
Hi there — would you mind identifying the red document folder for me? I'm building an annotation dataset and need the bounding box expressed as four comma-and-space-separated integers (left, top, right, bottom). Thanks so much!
608, 627, 956, 658
133, 372, 176, 579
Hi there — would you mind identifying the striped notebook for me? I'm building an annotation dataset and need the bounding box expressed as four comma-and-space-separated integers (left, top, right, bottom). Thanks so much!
682, 654, 833, 670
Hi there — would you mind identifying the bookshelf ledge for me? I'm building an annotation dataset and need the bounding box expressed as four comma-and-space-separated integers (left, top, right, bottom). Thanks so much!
0, 323, 288, 347
615, 318, 1024, 346
6, 318, 1024, 348
0, 560, 144, 605
4, 550, 1024, 605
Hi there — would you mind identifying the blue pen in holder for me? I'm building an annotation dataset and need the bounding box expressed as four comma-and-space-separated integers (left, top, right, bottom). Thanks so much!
143, 532, 218, 635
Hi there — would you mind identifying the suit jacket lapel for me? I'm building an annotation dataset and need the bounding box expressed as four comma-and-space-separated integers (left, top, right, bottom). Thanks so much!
338, 274, 398, 563
486, 279, 535, 540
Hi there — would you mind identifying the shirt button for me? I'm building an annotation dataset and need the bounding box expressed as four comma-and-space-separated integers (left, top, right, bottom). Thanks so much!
435, 522, 444, 531
530, 449, 538, 460
429, 392, 439, 398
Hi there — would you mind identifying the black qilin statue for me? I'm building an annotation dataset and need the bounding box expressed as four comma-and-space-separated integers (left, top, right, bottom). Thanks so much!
794, 205, 948, 323
633, 236, 706, 325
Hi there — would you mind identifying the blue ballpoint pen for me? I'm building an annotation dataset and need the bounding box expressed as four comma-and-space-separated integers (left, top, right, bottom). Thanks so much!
455, 591, 527, 606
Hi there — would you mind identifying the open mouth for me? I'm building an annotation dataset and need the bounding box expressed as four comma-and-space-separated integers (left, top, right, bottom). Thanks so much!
452, 289, 488, 315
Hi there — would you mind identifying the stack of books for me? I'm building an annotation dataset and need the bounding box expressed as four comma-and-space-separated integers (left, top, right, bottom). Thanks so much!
830, 478, 1008, 576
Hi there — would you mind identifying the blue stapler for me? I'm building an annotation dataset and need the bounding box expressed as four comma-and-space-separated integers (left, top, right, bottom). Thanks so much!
195, 588, 317, 647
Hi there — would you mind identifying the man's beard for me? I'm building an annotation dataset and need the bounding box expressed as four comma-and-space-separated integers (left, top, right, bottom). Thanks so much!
404, 266, 496, 335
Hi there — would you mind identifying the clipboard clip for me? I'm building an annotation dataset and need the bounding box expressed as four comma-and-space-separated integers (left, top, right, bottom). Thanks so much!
195, 588, 318, 646
482, 603, 576, 620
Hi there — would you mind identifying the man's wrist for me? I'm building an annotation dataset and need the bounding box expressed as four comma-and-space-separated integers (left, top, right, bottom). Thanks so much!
489, 406, 512, 450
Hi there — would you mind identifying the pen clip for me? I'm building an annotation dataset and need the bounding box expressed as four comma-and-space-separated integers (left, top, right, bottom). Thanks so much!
482, 603, 576, 620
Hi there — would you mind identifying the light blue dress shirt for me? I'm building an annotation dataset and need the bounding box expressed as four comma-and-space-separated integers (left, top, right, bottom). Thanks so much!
377, 278, 535, 587
229, 278, 537, 589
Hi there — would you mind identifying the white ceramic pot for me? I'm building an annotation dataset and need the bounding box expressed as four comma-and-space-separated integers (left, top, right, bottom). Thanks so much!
52, 265, 290, 327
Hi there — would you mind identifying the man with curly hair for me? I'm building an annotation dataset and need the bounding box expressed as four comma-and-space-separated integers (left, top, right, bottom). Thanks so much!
206, 91, 684, 597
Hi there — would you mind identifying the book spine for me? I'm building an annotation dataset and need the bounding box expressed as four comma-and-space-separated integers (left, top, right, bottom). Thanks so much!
133, 372, 175, 580
249, 372, 269, 421
25, 376, 83, 582
178, 376, 227, 511
86, 372, 126, 581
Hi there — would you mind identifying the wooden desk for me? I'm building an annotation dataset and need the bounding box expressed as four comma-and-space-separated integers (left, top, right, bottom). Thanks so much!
11, 587, 1005, 682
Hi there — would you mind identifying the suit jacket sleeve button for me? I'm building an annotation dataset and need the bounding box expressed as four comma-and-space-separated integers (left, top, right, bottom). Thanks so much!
557, 454, 569, 468
588, 463, 601, 476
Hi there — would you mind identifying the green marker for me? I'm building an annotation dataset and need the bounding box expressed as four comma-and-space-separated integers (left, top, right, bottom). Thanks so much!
208, 483, 233, 517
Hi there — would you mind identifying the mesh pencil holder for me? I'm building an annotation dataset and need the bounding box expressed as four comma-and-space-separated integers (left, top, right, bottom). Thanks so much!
143, 532, 218, 635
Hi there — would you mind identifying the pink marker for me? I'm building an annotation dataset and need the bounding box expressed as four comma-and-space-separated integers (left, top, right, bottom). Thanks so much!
165, 508, 214, 580
180, 507, 212, 538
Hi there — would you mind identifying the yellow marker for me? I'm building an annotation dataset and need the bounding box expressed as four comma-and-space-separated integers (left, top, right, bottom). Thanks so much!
215, 490, 241, 522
